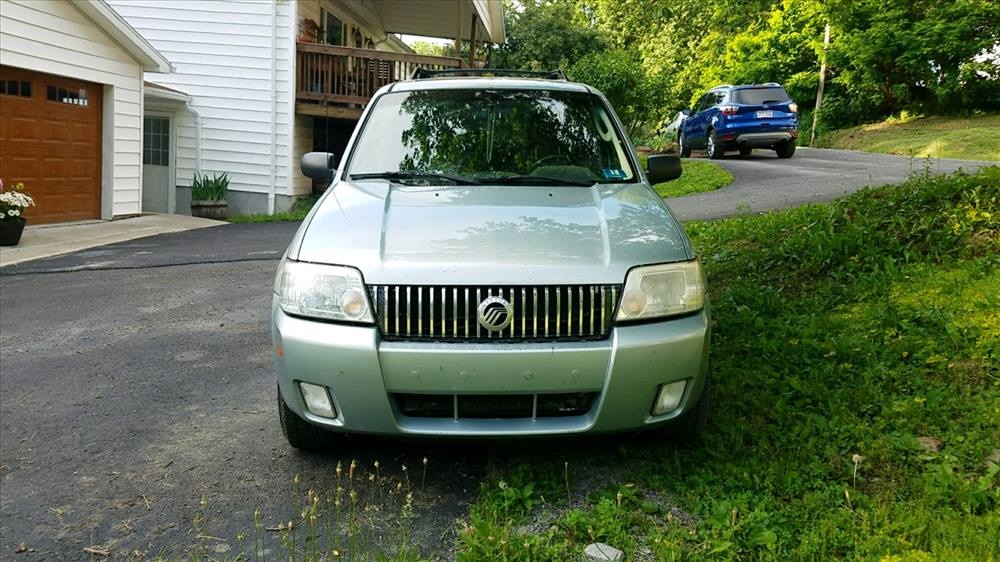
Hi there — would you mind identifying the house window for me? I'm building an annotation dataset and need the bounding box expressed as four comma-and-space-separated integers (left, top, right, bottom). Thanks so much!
320, 8, 344, 46
143, 116, 170, 166
0, 80, 31, 97
47, 85, 89, 106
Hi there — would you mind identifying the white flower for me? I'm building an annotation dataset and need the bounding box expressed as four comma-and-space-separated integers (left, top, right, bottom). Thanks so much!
6, 210, 13, 216
12, 209, 19, 216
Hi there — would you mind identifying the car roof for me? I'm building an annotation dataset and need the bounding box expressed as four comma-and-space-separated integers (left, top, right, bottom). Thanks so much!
731, 83, 784, 89
390, 77, 592, 94
707, 83, 785, 92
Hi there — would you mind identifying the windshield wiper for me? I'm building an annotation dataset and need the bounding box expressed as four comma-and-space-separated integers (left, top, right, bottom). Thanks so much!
349, 171, 480, 185
490, 175, 596, 187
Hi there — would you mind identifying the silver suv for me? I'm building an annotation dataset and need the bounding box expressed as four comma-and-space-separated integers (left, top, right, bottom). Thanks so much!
272, 71, 711, 449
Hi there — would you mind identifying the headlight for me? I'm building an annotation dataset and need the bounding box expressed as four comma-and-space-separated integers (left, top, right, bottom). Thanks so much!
616, 261, 705, 321
274, 259, 373, 323
788, 102, 798, 113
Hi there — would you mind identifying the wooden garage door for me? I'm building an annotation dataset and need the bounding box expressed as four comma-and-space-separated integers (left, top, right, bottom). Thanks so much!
0, 66, 102, 224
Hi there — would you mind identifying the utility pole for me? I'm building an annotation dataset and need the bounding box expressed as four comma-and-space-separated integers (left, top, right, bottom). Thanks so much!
810, 24, 831, 146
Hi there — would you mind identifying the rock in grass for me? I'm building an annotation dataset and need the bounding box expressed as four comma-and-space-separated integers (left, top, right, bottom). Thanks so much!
917, 436, 943, 453
583, 542, 624, 562
985, 449, 1000, 467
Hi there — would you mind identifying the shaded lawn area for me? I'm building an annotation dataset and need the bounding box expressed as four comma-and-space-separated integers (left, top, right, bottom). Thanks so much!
817, 113, 1000, 162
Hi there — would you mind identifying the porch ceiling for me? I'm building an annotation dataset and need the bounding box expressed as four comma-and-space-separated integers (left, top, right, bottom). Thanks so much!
340, 0, 504, 43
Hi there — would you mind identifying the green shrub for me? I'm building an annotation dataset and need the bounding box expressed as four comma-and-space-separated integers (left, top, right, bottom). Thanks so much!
191, 172, 229, 201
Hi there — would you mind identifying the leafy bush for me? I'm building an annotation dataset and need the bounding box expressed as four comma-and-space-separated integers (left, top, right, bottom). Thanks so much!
568, 48, 653, 137
191, 172, 229, 201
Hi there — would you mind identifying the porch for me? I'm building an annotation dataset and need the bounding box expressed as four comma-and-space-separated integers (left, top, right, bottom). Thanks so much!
295, 42, 464, 119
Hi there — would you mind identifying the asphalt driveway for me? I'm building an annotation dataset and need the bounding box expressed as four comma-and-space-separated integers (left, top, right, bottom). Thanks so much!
1, 149, 994, 559
0, 226, 643, 560
665, 147, 992, 221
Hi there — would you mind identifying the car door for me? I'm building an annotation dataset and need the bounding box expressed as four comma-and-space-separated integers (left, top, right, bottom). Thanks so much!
682, 94, 709, 146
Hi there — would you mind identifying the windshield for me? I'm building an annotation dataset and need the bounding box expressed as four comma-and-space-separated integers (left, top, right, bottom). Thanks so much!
345, 88, 636, 185
732, 87, 790, 105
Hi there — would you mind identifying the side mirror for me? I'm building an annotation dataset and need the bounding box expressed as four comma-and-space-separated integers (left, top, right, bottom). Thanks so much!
681, 109, 691, 116
301, 152, 336, 183
647, 154, 682, 184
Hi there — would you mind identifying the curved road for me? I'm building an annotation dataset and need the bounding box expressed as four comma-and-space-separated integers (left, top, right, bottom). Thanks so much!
666, 147, 993, 221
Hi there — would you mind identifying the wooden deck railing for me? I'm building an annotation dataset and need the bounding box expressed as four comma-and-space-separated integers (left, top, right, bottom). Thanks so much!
296, 43, 464, 107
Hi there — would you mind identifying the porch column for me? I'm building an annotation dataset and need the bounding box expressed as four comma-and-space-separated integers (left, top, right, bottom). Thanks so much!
455, 0, 463, 59
469, 14, 478, 67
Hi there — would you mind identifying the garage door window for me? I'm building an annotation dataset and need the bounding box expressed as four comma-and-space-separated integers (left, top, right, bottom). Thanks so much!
47, 85, 89, 107
0, 80, 31, 97
144, 116, 170, 166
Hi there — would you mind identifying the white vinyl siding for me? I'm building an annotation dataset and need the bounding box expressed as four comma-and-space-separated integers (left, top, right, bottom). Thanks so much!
292, 114, 314, 194
0, 0, 145, 218
109, 0, 296, 198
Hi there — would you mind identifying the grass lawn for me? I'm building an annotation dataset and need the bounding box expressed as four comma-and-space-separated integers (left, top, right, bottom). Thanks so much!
638, 154, 734, 198
228, 195, 318, 223
817, 113, 1000, 162
457, 167, 1000, 561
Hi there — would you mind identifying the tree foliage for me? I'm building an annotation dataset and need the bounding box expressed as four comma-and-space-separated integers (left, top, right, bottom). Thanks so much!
487, 0, 1000, 139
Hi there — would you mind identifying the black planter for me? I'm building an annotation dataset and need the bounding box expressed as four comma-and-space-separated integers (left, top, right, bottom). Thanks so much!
0, 217, 26, 246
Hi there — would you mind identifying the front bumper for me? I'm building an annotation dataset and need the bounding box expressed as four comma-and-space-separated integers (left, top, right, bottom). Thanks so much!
272, 296, 710, 437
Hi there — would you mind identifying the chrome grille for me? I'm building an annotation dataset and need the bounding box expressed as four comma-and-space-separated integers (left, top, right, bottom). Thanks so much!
368, 285, 621, 341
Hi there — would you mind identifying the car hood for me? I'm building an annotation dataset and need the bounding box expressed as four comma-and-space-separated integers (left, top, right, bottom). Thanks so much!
293, 180, 692, 285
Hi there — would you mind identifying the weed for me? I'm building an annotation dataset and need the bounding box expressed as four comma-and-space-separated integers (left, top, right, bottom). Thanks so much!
228, 194, 319, 223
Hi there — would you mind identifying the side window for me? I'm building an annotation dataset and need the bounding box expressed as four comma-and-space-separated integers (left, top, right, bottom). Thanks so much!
47, 84, 89, 106
715, 91, 727, 105
695, 94, 709, 113
0, 80, 32, 98
319, 8, 344, 46
143, 116, 170, 166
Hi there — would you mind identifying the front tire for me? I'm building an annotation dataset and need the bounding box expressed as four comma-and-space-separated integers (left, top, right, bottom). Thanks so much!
706, 130, 723, 159
278, 387, 334, 451
679, 132, 692, 158
775, 139, 796, 158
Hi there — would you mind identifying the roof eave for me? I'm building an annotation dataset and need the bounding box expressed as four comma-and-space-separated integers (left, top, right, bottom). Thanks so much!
76, 0, 173, 74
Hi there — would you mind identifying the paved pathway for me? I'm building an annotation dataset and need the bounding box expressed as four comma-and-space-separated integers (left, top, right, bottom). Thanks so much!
666, 147, 993, 221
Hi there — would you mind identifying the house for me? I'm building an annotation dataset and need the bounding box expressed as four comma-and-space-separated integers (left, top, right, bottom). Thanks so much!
0, 0, 172, 224
107, 0, 506, 216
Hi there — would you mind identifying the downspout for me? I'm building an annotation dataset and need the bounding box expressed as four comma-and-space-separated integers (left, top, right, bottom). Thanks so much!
185, 101, 202, 177
268, 0, 279, 214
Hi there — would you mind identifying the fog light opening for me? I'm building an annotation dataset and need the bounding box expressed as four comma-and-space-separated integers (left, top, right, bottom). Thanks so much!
299, 382, 336, 418
652, 380, 687, 416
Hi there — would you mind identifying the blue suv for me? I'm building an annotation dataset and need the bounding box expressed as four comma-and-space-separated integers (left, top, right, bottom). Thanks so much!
678, 84, 798, 159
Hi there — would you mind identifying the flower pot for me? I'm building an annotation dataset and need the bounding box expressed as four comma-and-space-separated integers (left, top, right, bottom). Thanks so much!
0, 217, 26, 246
190, 200, 228, 220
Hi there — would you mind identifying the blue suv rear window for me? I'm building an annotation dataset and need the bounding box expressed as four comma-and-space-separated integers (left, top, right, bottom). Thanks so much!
732, 87, 789, 105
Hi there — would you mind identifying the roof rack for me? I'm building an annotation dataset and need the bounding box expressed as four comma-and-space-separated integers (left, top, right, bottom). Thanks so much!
409, 68, 568, 81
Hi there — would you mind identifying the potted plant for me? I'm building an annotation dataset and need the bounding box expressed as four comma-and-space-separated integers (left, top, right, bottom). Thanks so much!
0, 179, 35, 246
190, 172, 229, 220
